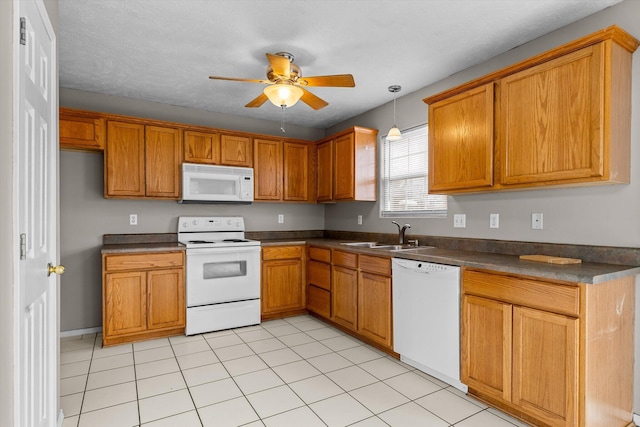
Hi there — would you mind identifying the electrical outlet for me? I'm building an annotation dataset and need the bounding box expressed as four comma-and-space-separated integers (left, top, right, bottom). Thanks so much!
453, 214, 466, 228
532, 212, 543, 230
129, 214, 137, 226
357, 215, 363, 225
490, 213, 499, 229
278, 214, 284, 224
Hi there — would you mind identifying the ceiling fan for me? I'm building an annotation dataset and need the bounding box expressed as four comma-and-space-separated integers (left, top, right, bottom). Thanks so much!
208, 52, 355, 110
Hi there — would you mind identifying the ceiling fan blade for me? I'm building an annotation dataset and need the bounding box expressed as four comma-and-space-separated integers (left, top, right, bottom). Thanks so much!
300, 88, 328, 110
245, 93, 269, 108
298, 74, 355, 87
209, 75, 269, 84
266, 53, 291, 78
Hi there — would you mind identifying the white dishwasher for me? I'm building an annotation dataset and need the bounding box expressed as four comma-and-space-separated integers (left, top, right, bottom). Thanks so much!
392, 258, 467, 392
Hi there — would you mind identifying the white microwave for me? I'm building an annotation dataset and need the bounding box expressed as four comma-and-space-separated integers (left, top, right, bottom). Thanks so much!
180, 163, 254, 204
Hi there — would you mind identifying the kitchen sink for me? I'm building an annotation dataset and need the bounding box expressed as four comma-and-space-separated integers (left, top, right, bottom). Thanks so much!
341, 242, 379, 247
341, 242, 435, 251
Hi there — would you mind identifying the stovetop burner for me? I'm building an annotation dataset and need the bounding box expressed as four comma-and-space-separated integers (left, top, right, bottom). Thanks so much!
178, 216, 260, 248
223, 239, 249, 243
188, 240, 214, 244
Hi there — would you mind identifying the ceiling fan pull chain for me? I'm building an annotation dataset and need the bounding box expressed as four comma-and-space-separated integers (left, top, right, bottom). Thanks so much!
280, 105, 286, 133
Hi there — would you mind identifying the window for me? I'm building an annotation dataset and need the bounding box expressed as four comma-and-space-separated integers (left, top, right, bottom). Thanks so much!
381, 125, 447, 217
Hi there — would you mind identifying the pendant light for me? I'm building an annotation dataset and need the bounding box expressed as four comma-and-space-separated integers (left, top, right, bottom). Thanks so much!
387, 85, 402, 141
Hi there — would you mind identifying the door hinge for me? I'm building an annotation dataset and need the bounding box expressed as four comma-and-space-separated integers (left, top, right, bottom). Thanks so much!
20, 233, 26, 260
19, 17, 26, 46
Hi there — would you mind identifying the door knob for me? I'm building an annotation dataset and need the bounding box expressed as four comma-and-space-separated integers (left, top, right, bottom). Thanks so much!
47, 263, 65, 276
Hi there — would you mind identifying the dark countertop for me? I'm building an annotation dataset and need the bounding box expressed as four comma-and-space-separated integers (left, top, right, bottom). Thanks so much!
101, 242, 185, 254
263, 238, 640, 284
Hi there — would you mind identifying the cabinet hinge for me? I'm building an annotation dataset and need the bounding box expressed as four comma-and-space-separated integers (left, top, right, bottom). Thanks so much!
19, 17, 26, 46
20, 233, 26, 260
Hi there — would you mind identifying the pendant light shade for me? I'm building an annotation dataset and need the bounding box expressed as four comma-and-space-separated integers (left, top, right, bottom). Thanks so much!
264, 83, 304, 108
387, 85, 402, 141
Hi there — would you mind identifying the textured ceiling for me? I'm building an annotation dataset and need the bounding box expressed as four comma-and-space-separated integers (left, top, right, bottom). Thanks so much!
58, 0, 622, 129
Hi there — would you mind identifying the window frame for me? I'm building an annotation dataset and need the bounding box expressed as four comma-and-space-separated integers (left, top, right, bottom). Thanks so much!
379, 124, 447, 218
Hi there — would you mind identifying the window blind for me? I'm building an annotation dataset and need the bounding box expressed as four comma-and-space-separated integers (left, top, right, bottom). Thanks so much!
381, 125, 447, 218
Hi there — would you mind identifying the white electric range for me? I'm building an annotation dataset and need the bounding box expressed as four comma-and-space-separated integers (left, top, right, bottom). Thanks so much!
178, 216, 261, 335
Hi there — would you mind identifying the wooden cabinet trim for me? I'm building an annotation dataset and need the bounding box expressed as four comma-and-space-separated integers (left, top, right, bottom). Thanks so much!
104, 251, 184, 272
262, 245, 304, 261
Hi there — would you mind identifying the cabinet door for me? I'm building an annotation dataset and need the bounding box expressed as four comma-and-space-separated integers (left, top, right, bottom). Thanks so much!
307, 285, 331, 318
261, 259, 304, 315
145, 125, 182, 199
461, 295, 512, 402
316, 140, 333, 201
104, 271, 147, 337
105, 121, 145, 197
512, 306, 578, 427
59, 109, 105, 151
333, 134, 355, 200
283, 142, 309, 201
428, 83, 494, 192
220, 134, 253, 167
254, 138, 282, 201
331, 266, 358, 330
184, 130, 220, 164
357, 272, 392, 348
147, 268, 185, 330
499, 44, 604, 185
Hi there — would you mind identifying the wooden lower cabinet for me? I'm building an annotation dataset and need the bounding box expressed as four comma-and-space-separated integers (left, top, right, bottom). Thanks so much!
357, 270, 392, 348
307, 246, 332, 318
102, 251, 185, 346
462, 268, 634, 427
331, 265, 358, 330
261, 245, 306, 319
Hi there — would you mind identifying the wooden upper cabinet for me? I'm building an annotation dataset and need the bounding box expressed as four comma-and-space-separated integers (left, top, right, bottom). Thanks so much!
105, 121, 181, 199
145, 126, 182, 198
283, 142, 310, 201
254, 138, 282, 201
428, 83, 494, 193
424, 25, 638, 194
105, 121, 145, 197
499, 44, 609, 186
220, 134, 253, 167
59, 108, 106, 152
316, 140, 333, 202
183, 129, 220, 164
317, 126, 378, 202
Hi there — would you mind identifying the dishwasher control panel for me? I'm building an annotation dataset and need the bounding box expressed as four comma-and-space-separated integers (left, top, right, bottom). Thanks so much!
392, 258, 457, 273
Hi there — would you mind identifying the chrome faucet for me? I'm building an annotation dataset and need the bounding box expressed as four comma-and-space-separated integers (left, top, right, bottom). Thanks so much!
392, 221, 411, 245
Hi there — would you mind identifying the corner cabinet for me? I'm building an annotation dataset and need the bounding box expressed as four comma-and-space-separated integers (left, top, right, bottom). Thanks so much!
425, 25, 639, 194
461, 268, 634, 427
316, 126, 378, 202
102, 250, 185, 346
105, 121, 182, 199
260, 245, 306, 320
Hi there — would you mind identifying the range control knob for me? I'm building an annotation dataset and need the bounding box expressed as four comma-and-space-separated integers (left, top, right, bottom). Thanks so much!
192, 219, 198, 226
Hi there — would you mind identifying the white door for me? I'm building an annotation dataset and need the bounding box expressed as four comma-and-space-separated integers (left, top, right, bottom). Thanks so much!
15, 0, 59, 426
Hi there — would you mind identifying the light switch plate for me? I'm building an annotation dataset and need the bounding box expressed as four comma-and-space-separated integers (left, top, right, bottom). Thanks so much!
454, 214, 466, 228
490, 213, 499, 229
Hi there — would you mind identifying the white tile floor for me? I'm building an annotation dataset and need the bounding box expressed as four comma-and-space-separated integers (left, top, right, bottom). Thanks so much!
60, 315, 530, 427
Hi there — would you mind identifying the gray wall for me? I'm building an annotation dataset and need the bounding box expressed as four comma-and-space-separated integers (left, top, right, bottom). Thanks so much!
325, 0, 640, 417
59, 90, 326, 332
325, 1, 640, 249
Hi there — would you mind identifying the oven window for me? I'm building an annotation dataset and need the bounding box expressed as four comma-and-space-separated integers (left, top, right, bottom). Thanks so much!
203, 260, 247, 279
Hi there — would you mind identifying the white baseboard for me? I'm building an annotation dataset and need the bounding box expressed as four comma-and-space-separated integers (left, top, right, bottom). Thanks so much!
633, 412, 639, 426
60, 326, 102, 338
57, 409, 64, 427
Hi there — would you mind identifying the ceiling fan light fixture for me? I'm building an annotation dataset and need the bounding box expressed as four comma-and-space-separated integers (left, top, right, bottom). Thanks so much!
263, 83, 304, 108
387, 85, 402, 141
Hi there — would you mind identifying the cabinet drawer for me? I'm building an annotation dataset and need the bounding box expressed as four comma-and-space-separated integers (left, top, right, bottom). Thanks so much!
262, 245, 303, 261
104, 251, 184, 271
463, 269, 580, 317
308, 260, 331, 290
359, 255, 391, 276
307, 285, 331, 318
309, 246, 331, 263
333, 250, 357, 268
